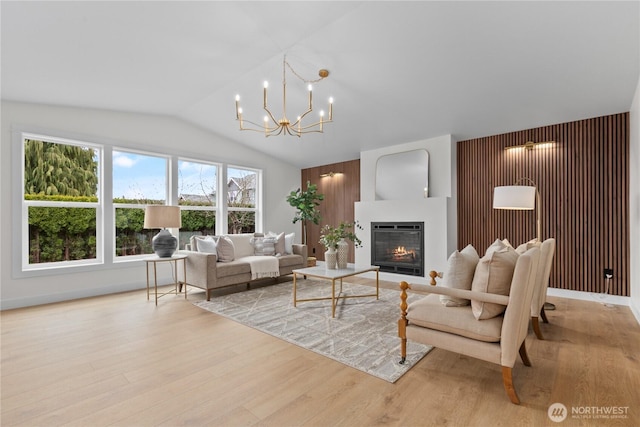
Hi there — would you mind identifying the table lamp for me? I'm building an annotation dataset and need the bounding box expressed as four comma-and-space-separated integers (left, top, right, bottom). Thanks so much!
144, 205, 181, 257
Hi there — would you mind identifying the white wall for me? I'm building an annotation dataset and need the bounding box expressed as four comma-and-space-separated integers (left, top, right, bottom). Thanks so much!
1, 101, 301, 309
356, 135, 457, 285
630, 74, 640, 324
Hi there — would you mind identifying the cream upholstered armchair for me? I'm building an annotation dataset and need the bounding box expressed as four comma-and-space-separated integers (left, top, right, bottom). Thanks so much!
398, 247, 540, 405
531, 238, 556, 340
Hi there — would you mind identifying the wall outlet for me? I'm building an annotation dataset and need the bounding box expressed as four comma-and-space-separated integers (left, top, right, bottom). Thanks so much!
604, 268, 613, 279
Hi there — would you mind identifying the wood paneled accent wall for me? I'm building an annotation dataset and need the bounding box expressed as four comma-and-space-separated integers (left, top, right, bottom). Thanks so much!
301, 159, 361, 262
458, 113, 630, 296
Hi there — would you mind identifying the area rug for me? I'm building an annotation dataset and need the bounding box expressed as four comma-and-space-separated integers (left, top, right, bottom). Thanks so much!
193, 279, 432, 383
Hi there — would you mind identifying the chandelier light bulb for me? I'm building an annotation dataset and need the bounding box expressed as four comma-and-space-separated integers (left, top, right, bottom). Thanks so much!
264, 81, 269, 89
308, 84, 313, 92
320, 110, 325, 117
235, 94, 240, 101
329, 97, 334, 104
238, 107, 243, 114
263, 116, 269, 122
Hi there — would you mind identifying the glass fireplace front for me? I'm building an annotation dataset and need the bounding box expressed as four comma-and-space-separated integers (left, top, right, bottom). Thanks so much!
371, 222, 424, 276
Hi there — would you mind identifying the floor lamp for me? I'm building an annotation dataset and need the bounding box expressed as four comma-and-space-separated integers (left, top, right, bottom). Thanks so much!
493, 179, 555, 310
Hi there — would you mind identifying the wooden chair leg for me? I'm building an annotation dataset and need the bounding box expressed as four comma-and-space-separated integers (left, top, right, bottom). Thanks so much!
540, 306, 549, 323
399, 281, 409, 364
501, 366, 521, 405
519, 341, 532, 367
532, 316, 544, 340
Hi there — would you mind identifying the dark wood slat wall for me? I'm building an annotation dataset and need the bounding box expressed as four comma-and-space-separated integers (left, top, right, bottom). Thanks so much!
457, 113, 630, 296
301, 159, 361, 262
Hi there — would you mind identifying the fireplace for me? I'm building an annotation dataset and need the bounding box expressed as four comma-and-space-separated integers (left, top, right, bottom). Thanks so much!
371, 222, 424, 276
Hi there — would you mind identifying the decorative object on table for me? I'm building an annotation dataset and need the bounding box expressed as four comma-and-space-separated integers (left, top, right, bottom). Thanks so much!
193, 279, 432, 383
319, 221, 363, 269
143, 205, 181, 257
235, 55, 334, 137
324, 247, 337, 270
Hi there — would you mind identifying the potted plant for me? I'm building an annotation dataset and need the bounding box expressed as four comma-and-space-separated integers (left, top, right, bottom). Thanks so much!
287, 181, 324, 266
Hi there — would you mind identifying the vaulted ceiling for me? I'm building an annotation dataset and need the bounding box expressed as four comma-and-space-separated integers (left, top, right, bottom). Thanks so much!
2, 1, 638, 168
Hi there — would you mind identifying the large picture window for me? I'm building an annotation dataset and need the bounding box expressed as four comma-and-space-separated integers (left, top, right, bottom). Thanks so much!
16, 130, 263, 275
22, 135, 101, 269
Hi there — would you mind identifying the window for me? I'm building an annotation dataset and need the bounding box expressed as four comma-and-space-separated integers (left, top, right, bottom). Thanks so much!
178, 159, 218, 248
113, 150, 168, 258
16, 130, 263, 274
226, 166, 259, 234
22, 135, 101, 269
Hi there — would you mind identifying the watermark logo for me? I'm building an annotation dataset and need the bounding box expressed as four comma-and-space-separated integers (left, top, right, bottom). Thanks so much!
548, 403, 568, 422
548, 403, 630, 422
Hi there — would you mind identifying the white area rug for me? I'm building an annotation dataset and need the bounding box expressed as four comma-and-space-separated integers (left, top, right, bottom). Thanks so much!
193, 279, 432, 383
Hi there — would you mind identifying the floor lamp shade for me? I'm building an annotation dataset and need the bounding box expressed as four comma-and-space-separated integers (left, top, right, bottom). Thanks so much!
493, 186, 536, 210
144, 206, 181, 257
493, 185, 541, 242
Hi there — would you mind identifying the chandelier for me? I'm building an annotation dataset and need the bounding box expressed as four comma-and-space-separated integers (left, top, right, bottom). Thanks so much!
235, 56, 333, 137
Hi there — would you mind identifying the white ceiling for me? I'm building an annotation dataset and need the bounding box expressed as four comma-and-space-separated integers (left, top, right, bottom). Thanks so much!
2, 1, 638, 168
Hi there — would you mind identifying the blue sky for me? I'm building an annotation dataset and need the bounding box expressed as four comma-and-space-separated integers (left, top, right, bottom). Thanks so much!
112, 151, 249, 202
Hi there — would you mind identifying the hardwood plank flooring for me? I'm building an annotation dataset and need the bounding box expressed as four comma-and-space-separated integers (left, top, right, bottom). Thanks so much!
2, 278, 639, 426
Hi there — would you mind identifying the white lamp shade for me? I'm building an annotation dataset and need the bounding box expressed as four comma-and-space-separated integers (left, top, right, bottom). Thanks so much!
493, 186, 536, 210
143, 205, 182, 229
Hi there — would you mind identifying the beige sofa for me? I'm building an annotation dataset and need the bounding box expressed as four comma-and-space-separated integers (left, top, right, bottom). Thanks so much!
181, 233, 307, 300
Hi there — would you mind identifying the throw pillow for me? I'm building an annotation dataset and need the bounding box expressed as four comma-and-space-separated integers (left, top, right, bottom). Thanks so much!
216, 236, 235, 262
485, 238, 509, 257
516, 238, 540, 255
471, 246, 519, 320
274, 232, 286, 256
439, 244, 479, 307
251, 233, 265, 256
262, 236, 277, 256
285, 232, 295, 254
190, 235, 215, 251
196, 236, 217, 254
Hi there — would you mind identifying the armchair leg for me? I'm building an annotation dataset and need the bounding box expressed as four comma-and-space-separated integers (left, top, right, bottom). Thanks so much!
399, 281, 410, 365
540, 306, 549, 324
501, 367, 521, 405
519, 341, 532, 367
532, 317, 544, 340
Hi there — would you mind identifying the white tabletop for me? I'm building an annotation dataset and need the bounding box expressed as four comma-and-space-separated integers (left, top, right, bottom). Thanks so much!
292, 265, 379, 279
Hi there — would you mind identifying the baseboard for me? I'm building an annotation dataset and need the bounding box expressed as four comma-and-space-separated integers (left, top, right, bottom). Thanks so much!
1, 281, 146, 311
630, 298, 640, 325
546, 287, 630, 307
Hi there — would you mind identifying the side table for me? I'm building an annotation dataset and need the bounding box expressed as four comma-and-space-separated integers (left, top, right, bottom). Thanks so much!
144, 254, 187, 305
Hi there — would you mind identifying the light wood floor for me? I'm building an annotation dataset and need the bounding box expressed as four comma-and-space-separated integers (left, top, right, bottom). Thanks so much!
2, 278, 639, 427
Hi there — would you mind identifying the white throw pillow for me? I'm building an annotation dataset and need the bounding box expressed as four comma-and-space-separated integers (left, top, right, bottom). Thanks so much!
196, 236, 217, 254
471, 246, 519, 320
439, 244, 479, 307
216, 236, 235, 262
285, 232, 295, 254
267, 231, 286, 256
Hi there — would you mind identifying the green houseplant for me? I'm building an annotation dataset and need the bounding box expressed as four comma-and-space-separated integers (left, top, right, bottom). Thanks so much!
319, 221, 363, 249
286, 181, 324, 246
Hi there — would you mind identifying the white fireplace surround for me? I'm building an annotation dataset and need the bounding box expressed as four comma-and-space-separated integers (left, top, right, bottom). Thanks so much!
355, 135, 457, 285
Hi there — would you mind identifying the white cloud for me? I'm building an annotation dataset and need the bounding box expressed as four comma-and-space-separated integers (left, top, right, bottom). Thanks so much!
113, 153, 137, 168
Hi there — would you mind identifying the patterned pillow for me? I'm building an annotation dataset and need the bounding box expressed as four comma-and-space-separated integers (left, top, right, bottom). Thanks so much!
216, 236, 235, 262
262, 236, 277, 256
251, 233, 265, 256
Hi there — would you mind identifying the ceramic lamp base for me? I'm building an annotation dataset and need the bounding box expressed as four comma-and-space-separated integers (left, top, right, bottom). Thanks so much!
152, 229, 177, 257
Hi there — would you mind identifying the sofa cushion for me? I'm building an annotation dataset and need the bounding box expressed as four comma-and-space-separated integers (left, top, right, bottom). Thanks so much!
471, 246, 518, 320
226, 234, 254, 258
408, 294, 503, 342
278, 254, 304, 268
439, 244, 479, 307
251, 233, 265, 255
215, 259, 251, 277
275, 232, 285, 255
262, 236, 277, 256
197, 236, 218, 254
216, 236, 235, 262
285, 233, 295, 254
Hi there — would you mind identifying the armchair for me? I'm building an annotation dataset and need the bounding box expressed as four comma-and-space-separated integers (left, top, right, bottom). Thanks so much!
398, 247, 540, 404
531, 238, 556, 339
